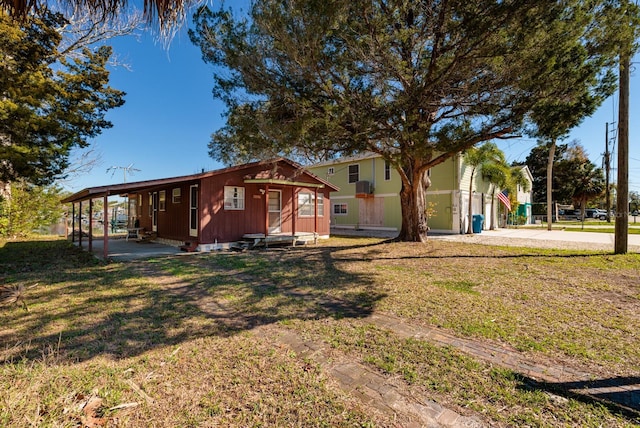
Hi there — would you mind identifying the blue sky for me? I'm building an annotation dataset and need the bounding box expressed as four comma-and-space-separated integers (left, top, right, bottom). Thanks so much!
67, 24, 640, 196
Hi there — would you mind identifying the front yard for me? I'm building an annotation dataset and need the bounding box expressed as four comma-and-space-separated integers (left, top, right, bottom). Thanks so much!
1, 236, 638, 426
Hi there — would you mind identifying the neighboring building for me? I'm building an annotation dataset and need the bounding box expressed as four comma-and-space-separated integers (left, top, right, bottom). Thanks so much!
512, 165, 534, 225
308, 153, 533, 234
62, 158, 338, 255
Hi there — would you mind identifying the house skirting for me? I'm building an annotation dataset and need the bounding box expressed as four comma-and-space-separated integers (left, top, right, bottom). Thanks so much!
332, 225, 398, 232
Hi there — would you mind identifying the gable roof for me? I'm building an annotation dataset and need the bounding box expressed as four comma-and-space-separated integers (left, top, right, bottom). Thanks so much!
61, 158, 338, 204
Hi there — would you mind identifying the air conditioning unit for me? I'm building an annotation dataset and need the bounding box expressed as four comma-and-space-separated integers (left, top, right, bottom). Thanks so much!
355, 181, 373, 198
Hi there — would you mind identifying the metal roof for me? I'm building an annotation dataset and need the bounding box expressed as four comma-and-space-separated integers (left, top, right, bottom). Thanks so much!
61, 158, 339, 203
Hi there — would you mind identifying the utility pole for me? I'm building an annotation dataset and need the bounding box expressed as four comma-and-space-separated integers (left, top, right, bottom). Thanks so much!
605, 122, 611, 223
546, 140, 556, 231
615, 49, 630, 254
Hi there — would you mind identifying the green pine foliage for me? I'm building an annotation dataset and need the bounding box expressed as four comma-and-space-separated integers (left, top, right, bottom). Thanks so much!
190, 0, 629, 242
0, 10, 125, 186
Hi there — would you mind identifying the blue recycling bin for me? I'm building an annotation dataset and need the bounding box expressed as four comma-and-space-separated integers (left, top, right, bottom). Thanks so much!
472, 214, 484, 233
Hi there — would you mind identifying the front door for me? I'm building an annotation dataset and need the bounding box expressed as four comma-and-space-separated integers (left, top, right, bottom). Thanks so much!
268, 190, 281, 234
152, 192, 158, 232
189, 185, 198, 237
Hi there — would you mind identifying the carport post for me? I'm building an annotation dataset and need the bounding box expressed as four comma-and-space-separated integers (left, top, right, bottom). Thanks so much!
103, 195, 109, 259
71, 203, 76, 243
88, 199, 93, 252
78, 200, 82, 247
264, 184, 270, 236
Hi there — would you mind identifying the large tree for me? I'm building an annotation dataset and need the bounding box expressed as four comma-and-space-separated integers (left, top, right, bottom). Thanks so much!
0, 11, 125, 186
190, 0, 621, 242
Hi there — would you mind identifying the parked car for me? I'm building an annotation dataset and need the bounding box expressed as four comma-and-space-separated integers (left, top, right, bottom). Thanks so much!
580, 208, 607, 220
632, 210, 639, 216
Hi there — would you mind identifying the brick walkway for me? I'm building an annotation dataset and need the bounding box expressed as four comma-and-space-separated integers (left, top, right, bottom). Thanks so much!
252, 325, 485, 427
155, 263, 639, 426
254, 313, 640, 427
368, 313, 640, 414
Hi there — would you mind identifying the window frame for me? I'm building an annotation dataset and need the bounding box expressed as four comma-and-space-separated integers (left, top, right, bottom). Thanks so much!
224, 186, 245, 210
333, 203, 348, 215
298, 192, 324, 217
348, 164, 359, 184
159, 190, 166, 211
384, 160, 391, 181
172, 188, 181, 204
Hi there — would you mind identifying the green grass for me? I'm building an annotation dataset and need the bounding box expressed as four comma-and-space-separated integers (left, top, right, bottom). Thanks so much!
0, 238, 376, 427
564, 227, 640, 234
1, 236, 639, 427
292, 321, 635, 427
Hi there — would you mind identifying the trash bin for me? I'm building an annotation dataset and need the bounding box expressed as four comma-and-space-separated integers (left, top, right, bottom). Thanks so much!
472, 214, 484, 233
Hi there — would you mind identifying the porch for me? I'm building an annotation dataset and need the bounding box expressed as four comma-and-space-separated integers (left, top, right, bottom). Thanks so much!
73, 237, 183, 261
240, 232, 318, 249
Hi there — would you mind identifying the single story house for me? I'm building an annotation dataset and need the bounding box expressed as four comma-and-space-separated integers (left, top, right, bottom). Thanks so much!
62, 158, 338, 257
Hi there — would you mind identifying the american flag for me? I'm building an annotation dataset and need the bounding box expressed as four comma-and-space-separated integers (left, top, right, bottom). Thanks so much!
497, 190, 511, 212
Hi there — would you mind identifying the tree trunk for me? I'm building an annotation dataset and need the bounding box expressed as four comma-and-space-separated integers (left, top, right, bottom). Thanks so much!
467, 167, 476, 234
546, 140, 556, 231
397, 167, 431, 242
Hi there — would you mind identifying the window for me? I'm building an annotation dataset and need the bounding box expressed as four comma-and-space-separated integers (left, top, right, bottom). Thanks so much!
224, 186, 245, 210
384, 160, 391, 181
333, 203, 348, 215
138, 194, 142, 216
298, 192, 324, 217
348, 164, 359, 183
327, 167, 335, 176
172, 188, 181, 203
148, 194, 153, 217
159, 190, 166, 211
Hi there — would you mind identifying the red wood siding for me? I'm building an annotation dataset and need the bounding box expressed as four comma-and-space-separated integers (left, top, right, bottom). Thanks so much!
127, 161, 332, 245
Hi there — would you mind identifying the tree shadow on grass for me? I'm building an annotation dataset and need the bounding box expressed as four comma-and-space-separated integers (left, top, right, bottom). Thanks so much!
0, 239, 385, 365
515, 373, 640, 422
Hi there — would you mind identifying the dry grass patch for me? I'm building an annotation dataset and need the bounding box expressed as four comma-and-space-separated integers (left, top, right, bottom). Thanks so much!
0, 238, 378, 427
2, 236, 639, 427
171, 237, 639, 376
289, 319, 638, 427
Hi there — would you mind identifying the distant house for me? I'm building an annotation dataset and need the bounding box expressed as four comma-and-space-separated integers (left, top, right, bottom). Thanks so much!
62, 158, 338, 256
308, 153, 533, 234
512, 165, 534, 225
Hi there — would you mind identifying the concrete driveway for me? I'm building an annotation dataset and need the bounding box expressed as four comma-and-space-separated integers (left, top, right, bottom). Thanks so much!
331, 226, 640, 253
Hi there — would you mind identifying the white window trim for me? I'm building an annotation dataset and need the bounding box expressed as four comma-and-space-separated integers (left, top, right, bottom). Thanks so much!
224, 186, 245, 210
298, 192, 324, 217
172, 188, 181, 204
333, 203, 348, 215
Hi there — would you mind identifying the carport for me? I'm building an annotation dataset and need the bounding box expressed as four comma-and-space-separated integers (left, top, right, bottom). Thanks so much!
61, 178, 186, 259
